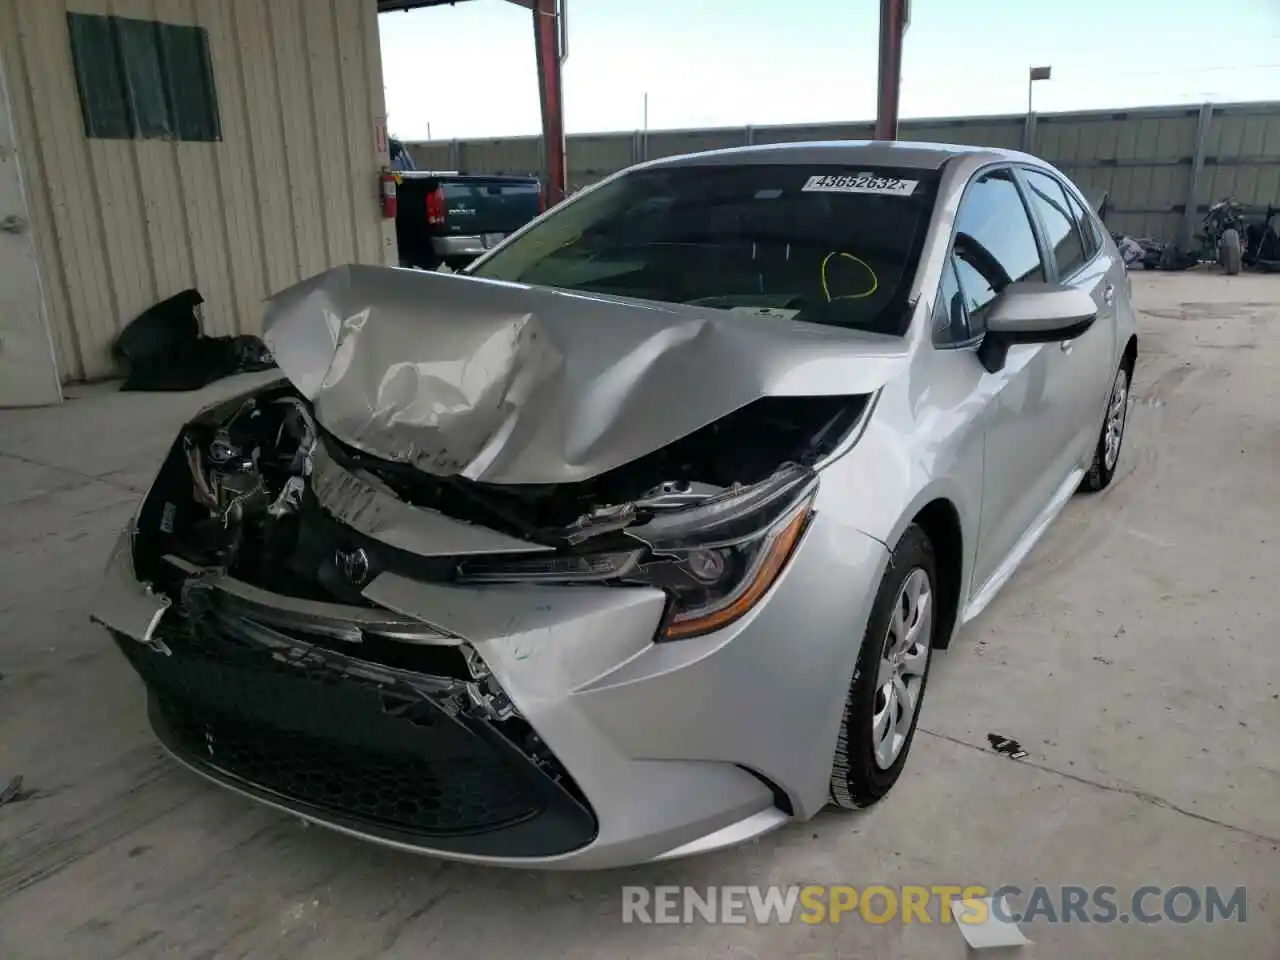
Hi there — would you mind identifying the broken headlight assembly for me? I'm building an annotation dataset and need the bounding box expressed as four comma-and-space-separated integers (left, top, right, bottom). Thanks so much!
130, 382, 317, 584
456, 466, 816, 641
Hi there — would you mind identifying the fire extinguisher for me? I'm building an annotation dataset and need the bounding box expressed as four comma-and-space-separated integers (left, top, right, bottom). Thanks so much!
379, 168, 399, 219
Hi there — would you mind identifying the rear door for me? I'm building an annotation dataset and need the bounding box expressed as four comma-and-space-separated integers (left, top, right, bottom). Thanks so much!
442, 178, 541, 241
1016, 166, 1117, 468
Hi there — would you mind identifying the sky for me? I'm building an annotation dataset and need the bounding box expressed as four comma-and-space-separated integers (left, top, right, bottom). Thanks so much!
379, 0, 1280, 141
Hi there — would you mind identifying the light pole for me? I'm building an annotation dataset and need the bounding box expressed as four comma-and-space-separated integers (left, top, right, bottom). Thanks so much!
1025, 65, 1051, 152
642, 92, 648, 160
1027, 65, 1051, 114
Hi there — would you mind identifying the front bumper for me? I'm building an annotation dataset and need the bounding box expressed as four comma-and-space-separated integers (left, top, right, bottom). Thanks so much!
95, 512, 888, 869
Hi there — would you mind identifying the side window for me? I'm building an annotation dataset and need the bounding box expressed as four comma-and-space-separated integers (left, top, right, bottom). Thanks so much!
932, 256, 970, 345
1064, 186, 1102, 258
950, 168, 1045, 333
1022, 169, 1087, 278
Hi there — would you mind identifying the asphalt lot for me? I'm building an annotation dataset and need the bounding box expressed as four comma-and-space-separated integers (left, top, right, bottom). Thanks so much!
0, 271, 1276, 959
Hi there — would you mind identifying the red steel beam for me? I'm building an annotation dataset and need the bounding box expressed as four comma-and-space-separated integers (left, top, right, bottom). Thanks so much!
532, 0, 566, 205
874, 0, 906, 140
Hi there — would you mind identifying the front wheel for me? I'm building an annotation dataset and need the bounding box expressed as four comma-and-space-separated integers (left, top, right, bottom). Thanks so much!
1081, 363, 1130, 493
829, 524, 936, 809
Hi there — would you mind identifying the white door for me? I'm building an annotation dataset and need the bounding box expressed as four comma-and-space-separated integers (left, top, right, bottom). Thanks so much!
0, 54, 61, 407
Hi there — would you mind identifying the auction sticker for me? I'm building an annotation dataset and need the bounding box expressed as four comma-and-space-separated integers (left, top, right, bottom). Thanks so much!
802, 173, 918, 196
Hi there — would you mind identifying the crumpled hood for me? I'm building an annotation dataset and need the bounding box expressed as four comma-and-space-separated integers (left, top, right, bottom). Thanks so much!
262, 264, 909, 485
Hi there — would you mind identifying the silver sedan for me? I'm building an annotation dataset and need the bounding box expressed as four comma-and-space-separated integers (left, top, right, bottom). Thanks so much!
94, 141, 1136, 869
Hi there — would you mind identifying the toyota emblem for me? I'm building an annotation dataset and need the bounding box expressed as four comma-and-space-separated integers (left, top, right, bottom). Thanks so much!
334, 547, 371, 585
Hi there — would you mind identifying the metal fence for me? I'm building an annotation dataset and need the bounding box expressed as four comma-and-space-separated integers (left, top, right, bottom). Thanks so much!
405, 100, 1280, 246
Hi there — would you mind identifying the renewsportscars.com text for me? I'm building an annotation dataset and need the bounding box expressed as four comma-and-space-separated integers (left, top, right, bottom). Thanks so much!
621, 884, 1247, 926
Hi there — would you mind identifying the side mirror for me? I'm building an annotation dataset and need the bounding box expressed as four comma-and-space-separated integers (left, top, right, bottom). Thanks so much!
977, 282, 1097, 373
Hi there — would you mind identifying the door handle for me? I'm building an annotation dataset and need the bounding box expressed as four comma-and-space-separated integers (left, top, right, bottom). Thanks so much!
1103, 284, 1115, 306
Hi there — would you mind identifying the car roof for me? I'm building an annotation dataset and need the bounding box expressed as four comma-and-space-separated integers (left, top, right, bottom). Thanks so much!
643, 140, 1037, 172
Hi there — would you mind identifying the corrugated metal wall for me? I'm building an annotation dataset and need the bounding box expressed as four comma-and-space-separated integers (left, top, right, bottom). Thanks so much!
0, 0, 396, 383
407, 100, 1280, 245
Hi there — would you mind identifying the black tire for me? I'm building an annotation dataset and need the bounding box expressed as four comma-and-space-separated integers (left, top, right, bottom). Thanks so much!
1081, 362, 1131, 493
1222, 228, 1242, 275
829, 524, 936, 809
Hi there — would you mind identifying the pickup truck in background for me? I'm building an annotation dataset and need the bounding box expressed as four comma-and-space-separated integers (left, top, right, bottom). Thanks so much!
388, 140, 543, 272
396, 174, 544, 271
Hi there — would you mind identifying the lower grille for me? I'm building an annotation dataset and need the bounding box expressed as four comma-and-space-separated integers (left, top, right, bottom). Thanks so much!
155, 697, 538, 835
112, 610, 597, 855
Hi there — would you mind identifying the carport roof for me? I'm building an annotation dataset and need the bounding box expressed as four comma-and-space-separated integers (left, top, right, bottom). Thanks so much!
377, 1, 465, 9
377, 0, 534, 11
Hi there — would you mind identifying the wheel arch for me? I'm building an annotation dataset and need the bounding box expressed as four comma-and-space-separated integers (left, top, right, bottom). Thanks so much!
910, 498, 964, 650
1122, 333, 1138, 375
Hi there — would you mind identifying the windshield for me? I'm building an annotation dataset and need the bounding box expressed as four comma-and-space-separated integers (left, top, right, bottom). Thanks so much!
468, 163, 938, 335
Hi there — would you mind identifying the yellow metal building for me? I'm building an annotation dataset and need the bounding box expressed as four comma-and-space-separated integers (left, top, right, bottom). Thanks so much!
0, 0, 397, 405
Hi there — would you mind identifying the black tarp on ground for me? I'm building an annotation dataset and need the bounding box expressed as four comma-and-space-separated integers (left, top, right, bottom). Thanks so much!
114, 289, 275, 391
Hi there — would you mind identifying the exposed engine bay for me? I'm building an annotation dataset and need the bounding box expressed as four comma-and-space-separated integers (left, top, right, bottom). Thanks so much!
133, 380, 869, 629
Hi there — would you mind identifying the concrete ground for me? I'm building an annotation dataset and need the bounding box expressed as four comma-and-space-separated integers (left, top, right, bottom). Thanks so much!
0, 271, 1276, 959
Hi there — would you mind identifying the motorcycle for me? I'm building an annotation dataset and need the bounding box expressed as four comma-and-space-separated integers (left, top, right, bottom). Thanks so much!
1198, 198, 1249, 275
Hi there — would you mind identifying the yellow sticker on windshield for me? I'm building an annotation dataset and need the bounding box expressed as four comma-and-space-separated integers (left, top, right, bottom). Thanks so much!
802, 174, 918, 196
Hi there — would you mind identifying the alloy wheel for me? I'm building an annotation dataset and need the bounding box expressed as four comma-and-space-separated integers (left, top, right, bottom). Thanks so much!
871, 567, 933, 770
1104, 367, 1129, 471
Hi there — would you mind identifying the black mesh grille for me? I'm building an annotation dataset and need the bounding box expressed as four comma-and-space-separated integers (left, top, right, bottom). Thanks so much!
114, 617, 545, 838
155, 697, 537, 834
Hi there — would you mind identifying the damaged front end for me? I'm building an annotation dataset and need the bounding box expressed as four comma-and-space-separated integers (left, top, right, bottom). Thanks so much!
97, 265, 890, 860
131, 376, 866, 639
98, 376, 865, 855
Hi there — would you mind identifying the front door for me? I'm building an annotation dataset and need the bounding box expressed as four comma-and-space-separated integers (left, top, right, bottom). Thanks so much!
947, 167, 1079, 591
0, 54, 61, 407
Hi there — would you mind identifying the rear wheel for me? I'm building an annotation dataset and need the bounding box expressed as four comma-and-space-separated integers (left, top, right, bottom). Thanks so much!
1221, 228, 1243, 275
1081, 363, 1130, 493
829, 524, 936, 809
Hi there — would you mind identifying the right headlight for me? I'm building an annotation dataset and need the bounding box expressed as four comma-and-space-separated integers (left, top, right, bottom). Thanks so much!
456, 466, 817, 641
642, 493, 812, 640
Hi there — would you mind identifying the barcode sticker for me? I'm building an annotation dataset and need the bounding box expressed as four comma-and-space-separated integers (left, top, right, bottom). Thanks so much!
802, 174, 918, 196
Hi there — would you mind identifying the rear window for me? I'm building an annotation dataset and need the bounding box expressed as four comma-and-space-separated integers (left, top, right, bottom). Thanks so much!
389, 139, 415, 171
469, 163, 938, 336
443, 181, 539, 199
